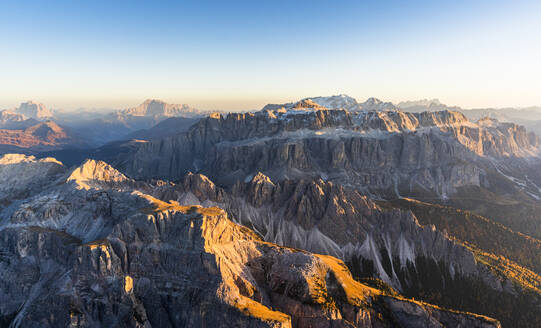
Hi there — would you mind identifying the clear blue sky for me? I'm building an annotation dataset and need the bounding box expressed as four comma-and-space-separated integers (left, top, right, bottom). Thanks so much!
0, 0, 540, 110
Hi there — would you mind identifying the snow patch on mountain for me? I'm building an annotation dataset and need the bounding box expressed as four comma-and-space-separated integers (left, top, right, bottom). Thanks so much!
262, 95, 399, 113
306, 94, 360, 110
359, 97, 398, 111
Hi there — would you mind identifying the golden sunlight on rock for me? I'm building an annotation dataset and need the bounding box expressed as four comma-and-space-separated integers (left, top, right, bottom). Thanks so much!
125, 275, 134, 294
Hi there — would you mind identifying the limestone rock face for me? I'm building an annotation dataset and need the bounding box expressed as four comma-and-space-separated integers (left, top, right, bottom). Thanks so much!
0, 156, 501, 328
0, 96, 537, 328
120, 99, 203, 118
148, 173, 509, 294
0, 154, 65, 205
0, 110, 27, 128
262, 95, 398, 112
110, 106, 540, 200
15, 101, 53, 119
67, 159, 131, 190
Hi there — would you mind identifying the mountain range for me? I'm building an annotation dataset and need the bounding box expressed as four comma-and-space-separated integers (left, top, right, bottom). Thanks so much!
2, 95, 541, 327
4, 95, 541, 154
0, 99, 210, 151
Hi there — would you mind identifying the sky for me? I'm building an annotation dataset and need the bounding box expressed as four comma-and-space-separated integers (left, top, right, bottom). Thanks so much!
0, 0, 540, 111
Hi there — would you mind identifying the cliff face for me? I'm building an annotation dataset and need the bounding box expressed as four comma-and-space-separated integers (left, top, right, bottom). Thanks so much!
14, 101, 53, 119
146, 173, 516, 294
142, 171, 541, 326
0, 157, 500, 328
3, 96, 541, 327
113, 108, 539, 200
119, 99, 203, 118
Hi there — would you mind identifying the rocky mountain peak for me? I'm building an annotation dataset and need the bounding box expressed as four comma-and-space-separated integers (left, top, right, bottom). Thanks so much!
0, 153, 65, 202
262, 94, 400, 112
182, 172, 223, 201
293, 99, 326, 110
360, 97, 398, 111
0, 119, 83, 150
24, 120, 66, 140
399, 98, 442, 108
0, 110, 26, 123
304, 94, 359, 110
364, 97, 383, 105
245, 172, 276, 207
121, 99, 201, 117
15, 101, 53, 119
397, 98, 462, 112
250, 172, 275, 186
0, 150, 519, 327
67, 159, 130, 190
0, 163, 503, 327
415, 109, 469, 126
0, 153, 59, 165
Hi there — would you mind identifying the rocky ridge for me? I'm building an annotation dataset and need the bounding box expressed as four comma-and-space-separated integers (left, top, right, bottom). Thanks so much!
0, 155, 501, 327
109, 99, 540, 201
1, 96, 540, 327
13, 101, 53, 119
146, 172, 531, 296
262, 95, 398, 112
119, 99, 205, 118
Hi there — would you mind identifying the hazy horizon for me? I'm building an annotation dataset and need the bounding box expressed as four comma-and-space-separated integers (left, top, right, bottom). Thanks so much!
2, 94, 541, 113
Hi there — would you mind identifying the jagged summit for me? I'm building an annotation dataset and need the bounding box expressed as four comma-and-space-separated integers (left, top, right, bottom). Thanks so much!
120, 99, 202, 117
0, 153, 62, 166
398, 98, 442, 108
15, 100, 53, 119
24, 120, 66, 139
0, 110, 26, 124
360, 97, 398, 111
0, 157, 503, 327
262, 95, 400, 113
0, 154, 64, 199
0, 120, 81, 150
304, 94, 359, 110
67, 159, 130, 190
250, 172, 275, 185
292, 99, 327, 110
262, 94, 359, 111
397, 98, 461, 112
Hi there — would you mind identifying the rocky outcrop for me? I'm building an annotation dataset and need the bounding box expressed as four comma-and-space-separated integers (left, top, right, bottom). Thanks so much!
0, 110, 33, 130
397, 99, 462, 113
0, 156, 501, 328
0, 154, 65, 206
14, 101, 53, 119
148, 173, 515, 294
109, 104, 540, 200
119, 99, 204, 118
0, 156, 534, 302
67, 159, 132, 190
262, 95, 398, 112
45, 100, 208, 147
